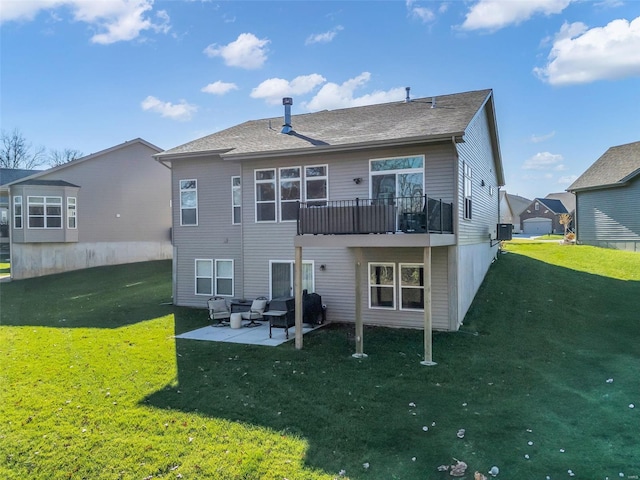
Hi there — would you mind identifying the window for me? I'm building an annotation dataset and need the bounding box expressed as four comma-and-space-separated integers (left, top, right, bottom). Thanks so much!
13, 196, 22, 229
255, 169, 276, 222
231, 176, 241, 225
369, 263, 395, 309
535, 202, 540, 211
67, 197, 77, 229
180, 180, 198, 226
463, 163, 472, 220
400, 264, 424, 310
280, 167, 301, 221
270, 261, 314, 298
305, 165, 328, 207
28, 196, 62, 228
215, 259, 234, 296
195, 259, 213, 296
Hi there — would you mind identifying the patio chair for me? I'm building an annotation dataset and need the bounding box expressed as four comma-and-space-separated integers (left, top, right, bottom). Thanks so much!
241, 296, 268, 328
207, 297, 231, 327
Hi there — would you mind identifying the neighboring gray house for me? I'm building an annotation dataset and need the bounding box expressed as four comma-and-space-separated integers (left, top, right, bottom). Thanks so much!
520, 197, 568, 235
499, 191, 530, 233
6, 138, 172, 279
567, 140, 640, 252
156, 89, 505, 359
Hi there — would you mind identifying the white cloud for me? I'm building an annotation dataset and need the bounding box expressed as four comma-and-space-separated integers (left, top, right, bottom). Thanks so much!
305, 72, 407, 111
0, 0, 171, 44
460, 0, 573, 31
530, 131, 556, 143
305, 25, 344, 45
251, 74, 327, 105
534, 17, 640, 85
203, 33, 269, 69
201, 81, 238, 95
522, 152, 564, 170
141, 95, 197, 121
558, 175, 578, 184
406, 0, 436, 23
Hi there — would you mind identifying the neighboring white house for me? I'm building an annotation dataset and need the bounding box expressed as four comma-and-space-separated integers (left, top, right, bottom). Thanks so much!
499, 191, 530, 234
156, 89, 505, 357
6, 138, 172, 279
568, 140, 640, 252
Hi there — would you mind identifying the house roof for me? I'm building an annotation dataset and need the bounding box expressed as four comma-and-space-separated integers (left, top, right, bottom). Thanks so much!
156, 89, 503, 183
4, 138, 163, 187
568, 140, 640, 192
506, 193, 531, 216
12, 179, 80, 188
0, 168, 43, 187
534, 198, 568, 214
545, 191, 575, 213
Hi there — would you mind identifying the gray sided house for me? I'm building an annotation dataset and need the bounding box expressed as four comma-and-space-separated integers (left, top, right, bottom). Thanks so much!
519, 198, 568, 235
6, 138, 172, 279
156, 89, 505, 355
499, 191, 531, 234
568, 140, 640, 252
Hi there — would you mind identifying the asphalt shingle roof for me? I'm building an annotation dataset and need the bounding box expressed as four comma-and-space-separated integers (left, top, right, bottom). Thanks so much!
537, 198, 568, 214
568, 140, 640, 191
158, 89, 493, 158
0, 168, 42, 186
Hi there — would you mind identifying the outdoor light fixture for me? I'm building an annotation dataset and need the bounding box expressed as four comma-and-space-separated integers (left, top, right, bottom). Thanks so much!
353, 178, 362, 184
320, 264, 326, 271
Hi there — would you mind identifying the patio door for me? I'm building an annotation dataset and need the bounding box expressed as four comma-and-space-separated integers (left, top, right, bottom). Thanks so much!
270, 261, 314, 298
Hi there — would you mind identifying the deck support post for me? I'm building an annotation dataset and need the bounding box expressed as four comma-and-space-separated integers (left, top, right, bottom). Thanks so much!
294, 245, 303, 350
421, 246, 437, 366
352, 247, 367, 358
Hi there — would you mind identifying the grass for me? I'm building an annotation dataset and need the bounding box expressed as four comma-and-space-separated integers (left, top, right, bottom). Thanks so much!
1, 247, 638, 479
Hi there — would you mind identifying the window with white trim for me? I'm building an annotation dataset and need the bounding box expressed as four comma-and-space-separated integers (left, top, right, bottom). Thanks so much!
231, 176, 241, 225
28, 196, 62, 228
180, 179, 198, 226
13, 196, 22, 229
280, 166, 301, 221
463, 163, 472, 220
305, 165, 328, 207
369, 263, 395, 309
195, 259, 213, 296
67, 197, 77, 229
215, 259, 234, 296
400, 264, 424, 310
255, 169, 276, 222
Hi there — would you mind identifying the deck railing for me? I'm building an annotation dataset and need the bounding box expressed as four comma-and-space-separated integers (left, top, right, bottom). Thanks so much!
297, 196, 453, 235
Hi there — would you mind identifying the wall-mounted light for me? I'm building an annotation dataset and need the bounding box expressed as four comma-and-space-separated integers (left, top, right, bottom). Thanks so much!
481, 180, 486, 187
320, 264, 326, 271
353, 178, 362, 184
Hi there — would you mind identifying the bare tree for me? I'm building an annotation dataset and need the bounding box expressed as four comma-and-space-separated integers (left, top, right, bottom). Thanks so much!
559, 213, 572, 236
0, 128, 46, 169
48, 148, 84, 167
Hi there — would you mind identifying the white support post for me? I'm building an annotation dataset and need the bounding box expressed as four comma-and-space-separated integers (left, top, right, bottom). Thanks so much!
353, 247, 367, 358
421, 246, 437, 366
294, 246, 303, 350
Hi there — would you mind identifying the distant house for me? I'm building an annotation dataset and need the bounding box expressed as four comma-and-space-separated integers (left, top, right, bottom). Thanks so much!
520, 198, 568, 235
567, 140, 640, 252
1, 168, 43, 249
6, 138, 172, 279
545, 192, 575, 216
156, 88, 505, 356
499, 191, 531, 233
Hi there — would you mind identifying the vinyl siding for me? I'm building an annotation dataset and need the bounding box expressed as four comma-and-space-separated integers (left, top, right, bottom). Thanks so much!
576, 177, 640, 251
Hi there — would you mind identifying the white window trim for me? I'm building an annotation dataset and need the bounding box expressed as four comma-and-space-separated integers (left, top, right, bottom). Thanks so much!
304, 164, 329, 206
27, 196, 63, 229
268, 259, 315, 299
67, 197, 77, 229
368, 262, 396, 310
13, 196, 22, 229
215, 259, 234, 297
399, 263, 424, 311
279, 166, 301, 222
255, 168, 277, 223
194, 259, 213, 296
231, 176, 241, 225
180, 179, 198, 226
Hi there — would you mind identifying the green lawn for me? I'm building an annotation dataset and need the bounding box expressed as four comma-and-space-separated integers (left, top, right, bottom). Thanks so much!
1, 247, 638, 479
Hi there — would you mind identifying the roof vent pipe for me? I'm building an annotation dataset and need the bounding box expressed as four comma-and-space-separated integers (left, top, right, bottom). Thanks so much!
431, 96, 436, 109
281, 97, 293, 134
405, 87, 411, 103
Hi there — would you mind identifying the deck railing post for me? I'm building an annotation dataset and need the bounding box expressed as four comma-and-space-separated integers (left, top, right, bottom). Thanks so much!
354, 198, 360, 234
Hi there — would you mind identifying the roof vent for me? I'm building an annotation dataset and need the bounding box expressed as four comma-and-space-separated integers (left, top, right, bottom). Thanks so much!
405, 87, 411, 103
431, 96, 436, 109
281, 97, 293, 134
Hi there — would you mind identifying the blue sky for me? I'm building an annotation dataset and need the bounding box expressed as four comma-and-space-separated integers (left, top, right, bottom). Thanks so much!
2, 0, 639, 200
